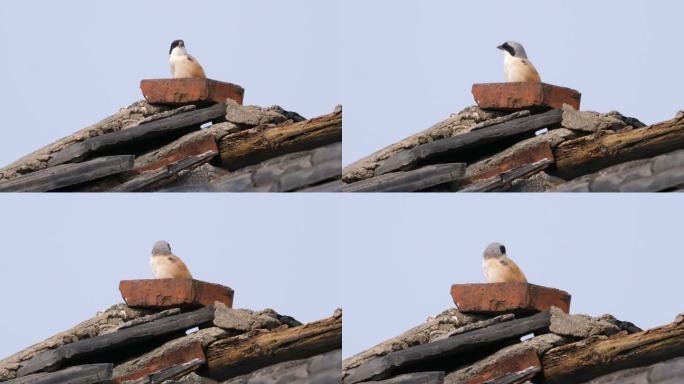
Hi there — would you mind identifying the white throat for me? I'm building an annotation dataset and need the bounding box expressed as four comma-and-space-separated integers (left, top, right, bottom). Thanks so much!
170, 46, 188, 57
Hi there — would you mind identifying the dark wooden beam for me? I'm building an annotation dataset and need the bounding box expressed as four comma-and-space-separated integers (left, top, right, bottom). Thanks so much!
222, 350, 341, 384
362, 371, 445, 384
4, 363, 112, 384
209, 143, 341, 192
135, 358, 206, 384
374, 109, 563, 176
0, 155, 134, 192
342, 163, 466, 192
48, 104, 226, 166
481, 366, 541, 384
110, 150, 217, 192
17, 306, 215, 377
553, 148, 684, 192
343, 312, 551, 384
458, 159, 553, 192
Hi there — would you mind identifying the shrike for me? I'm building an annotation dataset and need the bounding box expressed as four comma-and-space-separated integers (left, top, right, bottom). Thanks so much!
497, 41, 541, 83
482, 242, 528, 283
169, 39, 207, 79
150, 240, 193, 279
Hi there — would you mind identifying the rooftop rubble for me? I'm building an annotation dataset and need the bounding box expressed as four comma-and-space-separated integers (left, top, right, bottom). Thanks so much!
0, 278, 341, 383
343, 282, 684, 384
342, 82, 684, 192
0, 78, 342, 192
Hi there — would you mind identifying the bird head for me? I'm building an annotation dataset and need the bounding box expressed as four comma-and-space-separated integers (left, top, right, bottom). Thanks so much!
483, 242, 506, 259
152, 240, 172, 255
497, 41, 528, 59
169, 39, 186, 55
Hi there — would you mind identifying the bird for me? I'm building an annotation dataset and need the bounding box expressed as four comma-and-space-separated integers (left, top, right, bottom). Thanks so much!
169, 39, 207, 79
482, 242, 528, 283
497, 41, 541, 83
150, 240, 193, 279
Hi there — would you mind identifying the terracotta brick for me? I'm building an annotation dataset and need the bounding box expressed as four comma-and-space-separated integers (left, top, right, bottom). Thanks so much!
140, 78, 244, 106
472, 82, 581, 111
451, 282, 571, 314
460, 348, 540, 384
113, 340, 205, 383
119, 279, 234, 309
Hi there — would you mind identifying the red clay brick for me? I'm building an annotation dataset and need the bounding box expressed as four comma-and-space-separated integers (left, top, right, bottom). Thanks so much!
472, 82, 581, 111
113, 340, 205, 383
140, 78, 244, 106
451, 282, 571, 314
460, 348, 540, 384
119, 279, 234, 309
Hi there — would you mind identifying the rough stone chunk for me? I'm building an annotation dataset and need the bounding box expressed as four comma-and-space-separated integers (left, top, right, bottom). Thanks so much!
549, 307, 622, 338
224, 100, 301, 126
212, 302, 281, 332
561, 104, 633, 133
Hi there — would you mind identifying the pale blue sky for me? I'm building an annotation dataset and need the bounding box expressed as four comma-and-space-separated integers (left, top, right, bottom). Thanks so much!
340, 1, 684, 164
0, 0, 340, 167
0, 195, 341, 359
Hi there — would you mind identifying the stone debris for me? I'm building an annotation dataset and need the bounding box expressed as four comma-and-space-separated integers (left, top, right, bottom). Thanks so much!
0, 279, 341, 383
343, 284, 684, 384
0, 91, 341, 192
343, 81, 680, 192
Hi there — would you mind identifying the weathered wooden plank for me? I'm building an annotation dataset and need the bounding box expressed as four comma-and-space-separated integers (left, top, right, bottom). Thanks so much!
361, 371, 445, 384
218, 109, 341, 171
204, 313, 341, 381
458, 159, 552, 192
343, 312, 551, 384
374, 109, 563, 176
0, 155, 134, 192
342, 163, 466, 192
542, 315, 684, 384
17, 306, 215, 377
222, 350, 341, 384
110, 150, 217, 192
553, 148, 684, 192
48, 104, 226, 166
5, 364, 112, 384
553, 114, 684, 180
209, 143, 341, 192
579, 355, 684, 384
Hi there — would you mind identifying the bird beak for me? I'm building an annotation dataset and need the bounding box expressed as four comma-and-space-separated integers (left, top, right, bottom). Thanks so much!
496, 44, 505, 50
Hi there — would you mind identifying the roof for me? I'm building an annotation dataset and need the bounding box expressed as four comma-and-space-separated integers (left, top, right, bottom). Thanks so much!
0, 97, 342, 192
342, 83, 684, 192
0, 279, 342, 384
342, 304, 684, 384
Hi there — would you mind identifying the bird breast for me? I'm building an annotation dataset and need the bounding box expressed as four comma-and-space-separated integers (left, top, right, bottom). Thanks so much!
169, 54, 206, 79
483, 257, 527, 283
150, 255, 192, 279
503, 55, 541, 83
